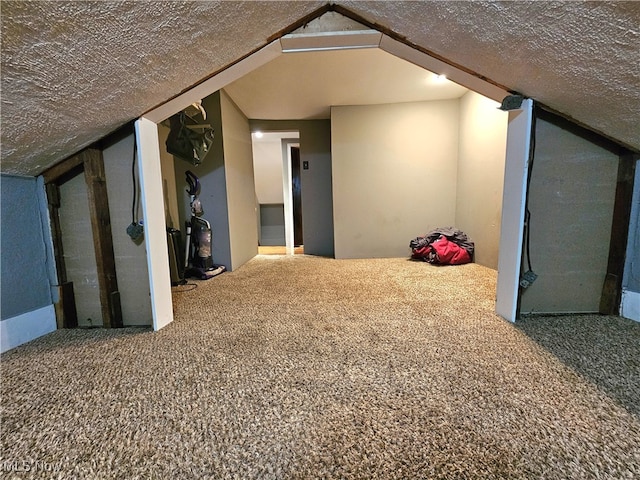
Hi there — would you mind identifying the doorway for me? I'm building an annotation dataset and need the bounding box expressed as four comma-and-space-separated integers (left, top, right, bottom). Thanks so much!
291, 146, 303, 248
252, 131, 303, 255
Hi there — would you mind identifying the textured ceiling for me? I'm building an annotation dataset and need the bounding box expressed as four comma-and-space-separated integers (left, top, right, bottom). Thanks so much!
1, 1, 639, 177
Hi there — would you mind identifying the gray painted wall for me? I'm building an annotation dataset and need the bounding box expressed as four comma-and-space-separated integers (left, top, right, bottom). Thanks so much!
299, 121, 333, 258
0, 175, 53, 320
220, 90, 259, 270
174, 91, 233, 271
259, 204, 286, 246
250, 119, 334, 258
171, 90, 258, 271
520, 116, 619, 313
331, 96, 509, 263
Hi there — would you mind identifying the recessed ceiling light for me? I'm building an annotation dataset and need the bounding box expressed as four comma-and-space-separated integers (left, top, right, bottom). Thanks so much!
435, 74, 447, 82
254, 131, 264, 139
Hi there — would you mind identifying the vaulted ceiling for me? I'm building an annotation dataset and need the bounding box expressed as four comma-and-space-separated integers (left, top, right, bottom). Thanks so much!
2, 1, 638, 177
224, 47, 470, 120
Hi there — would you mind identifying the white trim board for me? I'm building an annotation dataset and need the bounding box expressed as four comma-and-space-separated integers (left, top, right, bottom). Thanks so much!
281, 138, 300, 254
1, 304, 57, 353
621, 289, 640, 322
143, 40, 282, 124
135, 118, 174, 331
495, 99, 534, 322
281, 30, 381, 52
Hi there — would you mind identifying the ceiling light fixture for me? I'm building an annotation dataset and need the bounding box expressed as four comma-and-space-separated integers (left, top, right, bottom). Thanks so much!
254, 131, 263, 139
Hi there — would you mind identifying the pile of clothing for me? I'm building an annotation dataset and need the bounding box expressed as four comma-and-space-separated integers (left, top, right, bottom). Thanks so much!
409, 227, 474, 265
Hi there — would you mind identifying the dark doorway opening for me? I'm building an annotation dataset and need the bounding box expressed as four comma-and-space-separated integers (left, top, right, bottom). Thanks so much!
291, 146, 303, 247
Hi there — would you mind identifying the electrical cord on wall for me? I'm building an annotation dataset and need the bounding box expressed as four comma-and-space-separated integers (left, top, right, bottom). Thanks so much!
126, 135, 144, 241
520, 103, 538, 288
526, 109, 536, 270
131, 134, 137, 225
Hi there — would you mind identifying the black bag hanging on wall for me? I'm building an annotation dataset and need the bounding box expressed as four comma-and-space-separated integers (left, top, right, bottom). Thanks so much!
165, 112, 214, 166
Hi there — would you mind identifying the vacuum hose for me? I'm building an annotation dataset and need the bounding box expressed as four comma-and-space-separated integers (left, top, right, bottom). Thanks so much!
185, 170, 200, 196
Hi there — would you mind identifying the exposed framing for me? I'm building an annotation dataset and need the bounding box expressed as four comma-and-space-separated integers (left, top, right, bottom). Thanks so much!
601, 152, 638, 314
82, 149, 123, 328
44, 182, 78, 329
42, 148, 123, 328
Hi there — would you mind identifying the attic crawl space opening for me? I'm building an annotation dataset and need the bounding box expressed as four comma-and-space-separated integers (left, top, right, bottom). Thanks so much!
135, 11, 532, 331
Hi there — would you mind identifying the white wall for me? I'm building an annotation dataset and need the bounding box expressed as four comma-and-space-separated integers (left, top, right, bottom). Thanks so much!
456, 91, 508, 269
252, 134, 286, 246
220, 90, 259, 269
252, 136, 285, 204
331, 100, 459, 259
103, 133, 152, 326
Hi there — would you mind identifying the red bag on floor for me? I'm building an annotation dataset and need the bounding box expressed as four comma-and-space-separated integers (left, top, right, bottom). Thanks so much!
429, 235, 471, 265
410, 228, 474, 265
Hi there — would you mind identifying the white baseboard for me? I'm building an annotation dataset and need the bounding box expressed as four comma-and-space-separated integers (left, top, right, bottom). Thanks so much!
0, 304, 57, 353
621, 289, 640, 323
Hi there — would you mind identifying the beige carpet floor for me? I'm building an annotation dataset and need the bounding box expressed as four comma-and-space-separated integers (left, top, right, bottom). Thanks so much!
1, 255, 639, 479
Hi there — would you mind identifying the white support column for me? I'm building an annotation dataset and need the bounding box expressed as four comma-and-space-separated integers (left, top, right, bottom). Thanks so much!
496, 99, 534, 322
135, 118, 173, 331
281, 140, 297, 254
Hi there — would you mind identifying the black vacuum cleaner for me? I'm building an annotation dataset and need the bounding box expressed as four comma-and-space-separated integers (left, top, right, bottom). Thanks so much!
183, 170, 225, 280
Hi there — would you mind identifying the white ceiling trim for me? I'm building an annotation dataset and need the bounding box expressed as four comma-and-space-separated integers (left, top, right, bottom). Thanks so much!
280, 29, 382, 52
143, 40, 282, 124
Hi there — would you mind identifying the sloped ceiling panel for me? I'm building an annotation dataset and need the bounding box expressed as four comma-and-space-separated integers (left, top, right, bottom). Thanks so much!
339, 1, 640, 151
0, 1, 325, 176
1, 1, 638, 177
